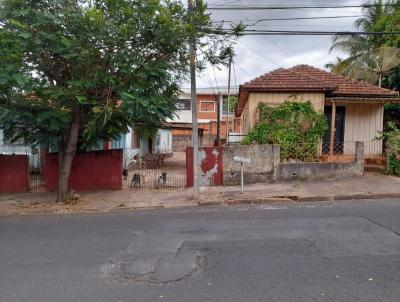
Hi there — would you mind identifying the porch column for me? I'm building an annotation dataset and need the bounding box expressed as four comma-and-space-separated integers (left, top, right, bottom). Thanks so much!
329, 101, 336, 156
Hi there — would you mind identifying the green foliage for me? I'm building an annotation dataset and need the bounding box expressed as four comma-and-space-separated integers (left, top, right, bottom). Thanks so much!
388, 154, 400, 176
242, 101, 328, 162
377, 121, 400, 176
0, 0, 239, 148
328, 0, 400, 85
327, 0, 400, 137
223, 95, 237, 113
379, 121, 400, 152
384, 103, 400, 129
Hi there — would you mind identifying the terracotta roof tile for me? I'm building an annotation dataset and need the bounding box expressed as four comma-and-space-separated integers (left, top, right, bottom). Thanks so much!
240, 64, 398, 97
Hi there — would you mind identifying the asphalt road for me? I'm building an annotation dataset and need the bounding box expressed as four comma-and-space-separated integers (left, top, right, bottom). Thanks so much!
2, 199, 400, 302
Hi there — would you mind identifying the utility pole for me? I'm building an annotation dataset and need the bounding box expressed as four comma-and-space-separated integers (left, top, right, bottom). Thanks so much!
225, 53, 232, 145
188, 0, 199, 200
216, 93, 222, 146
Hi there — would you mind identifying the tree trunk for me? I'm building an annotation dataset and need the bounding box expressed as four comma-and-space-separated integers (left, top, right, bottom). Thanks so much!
56, 106, 81, 203
56, 139, 65, 202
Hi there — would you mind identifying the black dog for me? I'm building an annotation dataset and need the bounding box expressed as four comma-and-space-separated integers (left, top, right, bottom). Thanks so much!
158, 172, 167, 187
130, 173, 141, 188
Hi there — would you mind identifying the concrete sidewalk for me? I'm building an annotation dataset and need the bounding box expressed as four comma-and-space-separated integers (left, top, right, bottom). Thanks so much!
1, 173, 400, 215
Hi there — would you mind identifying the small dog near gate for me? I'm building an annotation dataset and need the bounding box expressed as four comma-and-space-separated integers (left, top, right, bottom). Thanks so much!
130, 173, 141, 188
122, 168, 128, 181
157, 172, 167, 188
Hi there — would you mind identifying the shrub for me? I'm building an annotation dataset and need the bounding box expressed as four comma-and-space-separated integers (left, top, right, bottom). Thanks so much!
388, 154, 400, 176
378, 121, 400, 176
242, 101, 328, 162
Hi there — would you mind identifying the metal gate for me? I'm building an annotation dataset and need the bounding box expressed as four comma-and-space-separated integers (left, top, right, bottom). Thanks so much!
123, 152, 187, 189
29, 148, 45, 192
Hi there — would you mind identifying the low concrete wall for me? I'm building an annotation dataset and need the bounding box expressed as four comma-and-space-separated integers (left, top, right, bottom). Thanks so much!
223, 144, 280, 185
277, 142, 364, 181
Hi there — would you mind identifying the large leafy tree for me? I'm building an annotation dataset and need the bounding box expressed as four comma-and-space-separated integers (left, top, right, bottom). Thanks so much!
0, 0, 238, 202
327, 0, 400, 130
328, 0, 400, 85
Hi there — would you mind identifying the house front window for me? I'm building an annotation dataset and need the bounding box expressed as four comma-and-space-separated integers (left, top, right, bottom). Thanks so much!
176, 99, 191, 110
199, 100, 215, 112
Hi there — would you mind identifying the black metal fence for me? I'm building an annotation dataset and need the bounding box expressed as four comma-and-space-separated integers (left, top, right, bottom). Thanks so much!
321, 140, 385, 157
123, 152, 186, 189
29, 173, 46, 192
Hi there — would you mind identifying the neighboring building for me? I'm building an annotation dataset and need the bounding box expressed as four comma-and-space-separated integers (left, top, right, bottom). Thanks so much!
89, 126, 173, 169
169, 86, 241, 149
236, 65, 400, 158
37, 125, 175, 171
0, 129, 41, 172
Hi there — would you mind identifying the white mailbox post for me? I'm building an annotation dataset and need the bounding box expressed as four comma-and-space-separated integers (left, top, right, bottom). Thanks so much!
233, 156, 251, 194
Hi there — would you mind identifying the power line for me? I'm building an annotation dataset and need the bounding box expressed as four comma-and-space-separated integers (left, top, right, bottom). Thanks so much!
212, 15, 363, 24
208, 4, 400, 10
233, 61, 253, 80
211, 64, 220, 93
232, 60, 238, 93
213, 0, 241, 6
247, 24, 360, 28
217, 30, 400, 36
204, 70, 218, 94
237, 40, 282, 68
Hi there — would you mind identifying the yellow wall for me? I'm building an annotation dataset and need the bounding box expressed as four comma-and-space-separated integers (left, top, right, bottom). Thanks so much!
241, 92, 325, 133
240, 101, 250, 134
342, 103, 384, 156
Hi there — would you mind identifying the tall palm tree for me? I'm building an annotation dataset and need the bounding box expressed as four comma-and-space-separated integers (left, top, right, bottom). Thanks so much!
329, 0, 400, 86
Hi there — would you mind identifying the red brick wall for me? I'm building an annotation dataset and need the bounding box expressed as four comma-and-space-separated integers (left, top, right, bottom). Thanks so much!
44, 149, 123, 191
186, 146, 223, 187
0, 155, 29, 193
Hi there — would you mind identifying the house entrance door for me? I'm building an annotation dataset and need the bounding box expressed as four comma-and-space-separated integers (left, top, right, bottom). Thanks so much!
323, 106, 346, 154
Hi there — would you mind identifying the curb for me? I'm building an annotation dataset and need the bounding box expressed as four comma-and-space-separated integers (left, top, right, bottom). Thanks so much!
198, 193, 400, 207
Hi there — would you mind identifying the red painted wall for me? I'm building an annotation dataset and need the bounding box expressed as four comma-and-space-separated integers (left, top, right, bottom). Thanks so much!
44, 149, 123, 191
186, 146, 223, 187
0, 155, 29, 193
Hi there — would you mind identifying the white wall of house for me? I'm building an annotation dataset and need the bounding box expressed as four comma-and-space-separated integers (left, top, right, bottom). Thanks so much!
172, 110, 192, 123
123, 127, 139, 168
154, 129, 172, 154
123, 127, 173, 167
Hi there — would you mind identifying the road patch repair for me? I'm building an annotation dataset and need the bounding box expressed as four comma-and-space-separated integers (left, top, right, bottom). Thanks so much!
1, 174, 400, 215
99, 216, 400, 284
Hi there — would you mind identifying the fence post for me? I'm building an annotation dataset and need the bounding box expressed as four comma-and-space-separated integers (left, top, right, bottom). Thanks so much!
272, 144, 281, 181
386, 142, 391, 174
355, 141, 364, 174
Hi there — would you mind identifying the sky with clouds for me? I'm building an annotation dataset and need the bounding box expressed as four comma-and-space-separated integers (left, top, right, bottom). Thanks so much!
189, 0, 365, 88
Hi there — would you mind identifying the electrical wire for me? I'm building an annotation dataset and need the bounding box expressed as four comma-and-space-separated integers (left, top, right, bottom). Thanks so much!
208, 4, 400, 10
211, 64, 220, 93
237, 40, 282, 68
211, 15, 363, 24
234, 61, 253, 80
217, 29, 400, 36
